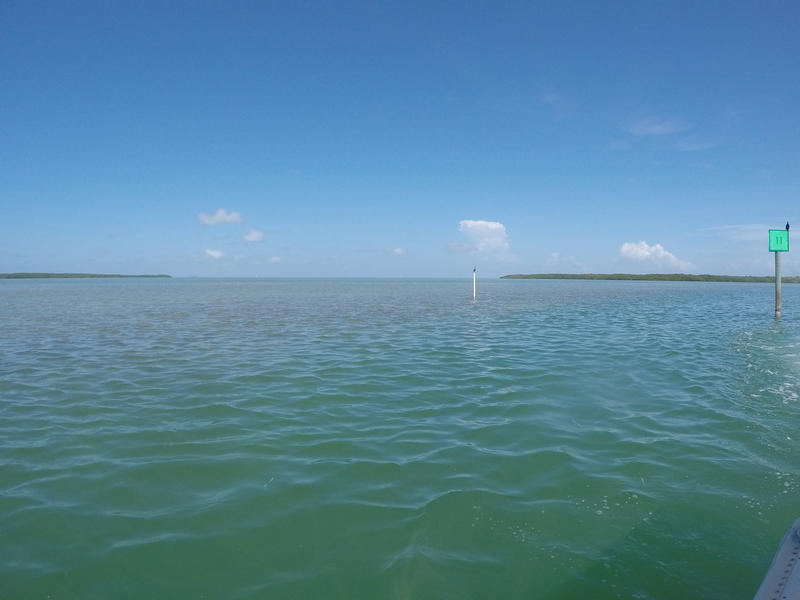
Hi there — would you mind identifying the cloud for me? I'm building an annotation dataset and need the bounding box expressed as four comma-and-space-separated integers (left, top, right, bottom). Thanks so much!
244, 228, 264, 243
268, 256, 281, 263
620, 241, 690, 269
205, 249, 223, 259
391, 247, 405, 256
452, 220, 516, 262
458, 220, 510, 251
674, 139, 716, 152
628, 116, 689, 136
198, 209, 242, 225
700, 224, 768, 242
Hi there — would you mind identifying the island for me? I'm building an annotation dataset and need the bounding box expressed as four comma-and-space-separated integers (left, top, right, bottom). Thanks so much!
501, 273, 800, 283
0, 273, 171, 279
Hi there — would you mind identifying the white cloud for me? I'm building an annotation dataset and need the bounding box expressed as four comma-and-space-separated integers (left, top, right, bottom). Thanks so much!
628, 117, 689, 136
458, 220, 510, 252
205, 249, 224, 259
391, 247, 405, 256
453, 220, 516, 263
620, 241, 689, 269
244, 228, 264, 243
268, 256, 281, 263
198, 209, 242, 225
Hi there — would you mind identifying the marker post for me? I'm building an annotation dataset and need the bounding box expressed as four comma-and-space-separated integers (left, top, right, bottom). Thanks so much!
769, 227, 789, 319
776, 250, 782, 319
473, 267, 476, 300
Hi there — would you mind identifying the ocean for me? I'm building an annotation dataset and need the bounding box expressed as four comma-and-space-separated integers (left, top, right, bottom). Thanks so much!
2, 277, 799, 599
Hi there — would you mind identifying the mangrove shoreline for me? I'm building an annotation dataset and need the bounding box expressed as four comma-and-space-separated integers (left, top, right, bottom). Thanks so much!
0, 273, 171, 279
501, 273, 799, 283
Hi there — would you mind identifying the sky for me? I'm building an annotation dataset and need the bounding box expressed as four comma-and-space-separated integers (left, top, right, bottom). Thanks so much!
2, 1, 799, 277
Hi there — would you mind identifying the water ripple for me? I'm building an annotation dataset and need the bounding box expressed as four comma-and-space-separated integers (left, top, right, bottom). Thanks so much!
2, 278, 800, 598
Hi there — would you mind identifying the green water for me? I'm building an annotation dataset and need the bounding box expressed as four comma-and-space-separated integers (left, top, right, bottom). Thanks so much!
2, 278, 799, 599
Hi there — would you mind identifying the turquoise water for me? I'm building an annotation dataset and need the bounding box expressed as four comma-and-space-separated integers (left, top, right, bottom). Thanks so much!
2, 278, 799, 599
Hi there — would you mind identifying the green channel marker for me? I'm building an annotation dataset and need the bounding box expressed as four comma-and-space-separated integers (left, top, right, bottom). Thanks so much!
769, 229, 789, 252
770, 226, 789, 319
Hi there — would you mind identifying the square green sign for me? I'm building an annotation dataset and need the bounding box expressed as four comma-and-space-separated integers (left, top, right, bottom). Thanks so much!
769, 229, 789, 252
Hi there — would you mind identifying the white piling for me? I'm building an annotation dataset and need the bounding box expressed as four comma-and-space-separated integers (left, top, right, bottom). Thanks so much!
473, 267, 476, 300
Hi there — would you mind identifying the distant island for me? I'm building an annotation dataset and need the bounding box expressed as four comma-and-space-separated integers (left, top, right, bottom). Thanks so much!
0, 273, 171, 279
501, 273, 800, 283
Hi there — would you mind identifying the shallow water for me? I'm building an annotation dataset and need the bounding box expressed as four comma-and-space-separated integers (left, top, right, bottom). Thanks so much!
2, 278, 799, 598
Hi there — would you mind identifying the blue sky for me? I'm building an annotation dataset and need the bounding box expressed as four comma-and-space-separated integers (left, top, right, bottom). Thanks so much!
2, 1, 799, 277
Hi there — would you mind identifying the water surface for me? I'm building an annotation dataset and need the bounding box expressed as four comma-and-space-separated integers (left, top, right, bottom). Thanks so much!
2, 278, 799, 598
